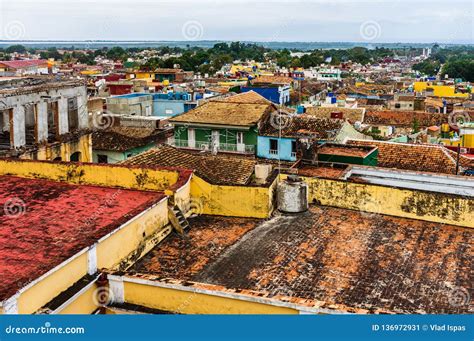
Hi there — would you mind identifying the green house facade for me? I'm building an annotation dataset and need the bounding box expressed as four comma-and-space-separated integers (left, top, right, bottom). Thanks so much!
169, 93, 276, 155
173, 124, 258, 154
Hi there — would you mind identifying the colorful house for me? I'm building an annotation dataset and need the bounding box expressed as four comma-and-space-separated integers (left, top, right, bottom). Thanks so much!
152, 92, 196, 118
241, 75, 292, 105
169, 92, 276, 155
257, 115, 371, 162
414, 82, 469, 98
92, 127, 170, 164
0, 59, 49, 76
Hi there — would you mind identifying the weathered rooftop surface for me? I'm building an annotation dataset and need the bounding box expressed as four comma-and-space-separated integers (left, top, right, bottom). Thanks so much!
305, 107, 365, 123
92, 127, 168, 152
260, 115, 345, 139
122, 145, 256, 185
169, 101, 275, 127
363, 110, 447, 127
0, 175, 164, 302
131, 206, 472, 314
348, 140, 471, 174
215, 91, 270, 104
0, 77, 85, 96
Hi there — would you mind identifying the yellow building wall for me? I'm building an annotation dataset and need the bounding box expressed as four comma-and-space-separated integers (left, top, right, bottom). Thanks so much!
0, 159, 179, 191
462, 133, 474, 148
190, 175, 276, 219
19, 134, 93, 162
16, 252, 89, 314
413, 82, 469, 98
57, 283, 100, 315
123, 281, 298, 314
96, 200, 169, 270
290, 175, 474, 228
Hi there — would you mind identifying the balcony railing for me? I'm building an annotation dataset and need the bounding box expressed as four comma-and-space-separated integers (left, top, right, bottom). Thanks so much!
269, 149, 279, 155
168, 139, 254, 154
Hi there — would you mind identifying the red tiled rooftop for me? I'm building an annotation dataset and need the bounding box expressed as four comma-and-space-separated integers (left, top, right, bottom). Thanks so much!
0, 176, 164, 301
0, 59, 48, 69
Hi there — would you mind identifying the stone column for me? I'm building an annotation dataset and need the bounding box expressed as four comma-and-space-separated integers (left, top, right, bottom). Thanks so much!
57, 97, 69, 135
36, 102, 48, 143
12, 105, 26, 148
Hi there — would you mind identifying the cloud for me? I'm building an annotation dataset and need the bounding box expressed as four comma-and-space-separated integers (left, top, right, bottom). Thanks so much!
0, 0, 472, 42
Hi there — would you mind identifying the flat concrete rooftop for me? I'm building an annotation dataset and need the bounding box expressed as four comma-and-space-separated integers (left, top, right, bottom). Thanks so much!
130, 206, 472, 314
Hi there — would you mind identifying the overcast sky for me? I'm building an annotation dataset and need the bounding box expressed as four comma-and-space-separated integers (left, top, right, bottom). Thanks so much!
0, 0, 472, 43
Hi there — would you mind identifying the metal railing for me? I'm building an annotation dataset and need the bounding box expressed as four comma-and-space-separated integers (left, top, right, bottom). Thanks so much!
168, 139, 254, 154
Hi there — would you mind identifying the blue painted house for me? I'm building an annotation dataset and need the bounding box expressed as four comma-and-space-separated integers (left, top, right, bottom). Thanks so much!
241, 76, 292, 105
151, 92, 196, 118
257, 114, 371, 161
241, 86, 290, 105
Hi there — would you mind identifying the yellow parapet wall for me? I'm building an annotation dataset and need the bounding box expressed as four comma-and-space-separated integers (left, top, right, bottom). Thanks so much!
112, 276, 300, 314
190, 175, 277, 219
289, 175, 474, 228
0, 159, 180, 192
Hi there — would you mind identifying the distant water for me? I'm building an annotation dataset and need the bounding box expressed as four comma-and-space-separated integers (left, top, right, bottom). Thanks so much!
0, 40, 468, 50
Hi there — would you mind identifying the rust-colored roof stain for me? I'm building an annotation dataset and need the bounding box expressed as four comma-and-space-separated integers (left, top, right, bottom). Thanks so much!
297, 166, 346, 179
318, 145, 371, 158
130, 215, 261, 277
0, 176, 164, 301
130, 206, 472, 314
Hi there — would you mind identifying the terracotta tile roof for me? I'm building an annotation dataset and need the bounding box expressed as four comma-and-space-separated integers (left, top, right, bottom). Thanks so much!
92, 127, 169, 152
251, 75, 293, 85
121, 145, 256, 185
0, 59, 48, 69
215, 91, 271, 104
0, 175, 164, 302
129, 206, 472, 314
170, 101, 275, 127
260, 114, 345, 139
347, 140, 465, 174
363, 110, 447, 127
305, 107, 365, 123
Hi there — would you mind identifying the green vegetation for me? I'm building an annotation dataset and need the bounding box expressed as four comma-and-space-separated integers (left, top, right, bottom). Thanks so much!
413, 46, 474, 81
413, 60, 441, 77
1, 43, 472, 81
